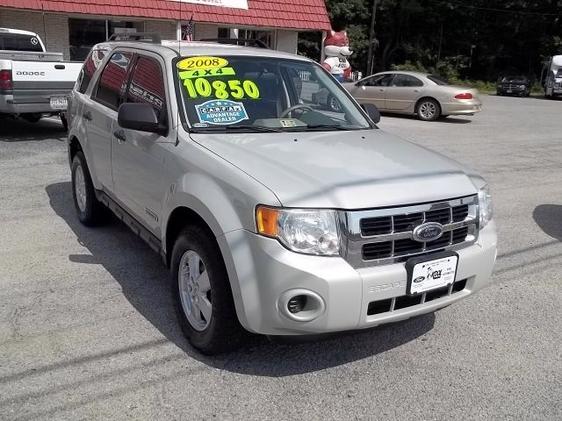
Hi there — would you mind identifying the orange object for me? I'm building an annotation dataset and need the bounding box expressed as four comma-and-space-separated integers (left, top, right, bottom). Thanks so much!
256, 206, 279, 237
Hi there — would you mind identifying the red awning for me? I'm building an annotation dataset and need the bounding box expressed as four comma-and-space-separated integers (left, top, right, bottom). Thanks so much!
0, 0, 332, 31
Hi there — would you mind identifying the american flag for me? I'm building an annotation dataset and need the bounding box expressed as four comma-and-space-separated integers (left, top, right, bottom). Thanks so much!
182, 16, 194, 41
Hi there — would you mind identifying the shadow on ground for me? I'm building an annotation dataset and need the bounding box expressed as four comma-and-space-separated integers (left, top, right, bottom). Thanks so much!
46, 181, 434, 377
0, 117, 66, 142
533, 205, 562, 241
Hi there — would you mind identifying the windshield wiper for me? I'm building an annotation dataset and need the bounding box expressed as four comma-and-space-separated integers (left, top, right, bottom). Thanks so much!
191, 125, 283, 133
301, 124, 364, 131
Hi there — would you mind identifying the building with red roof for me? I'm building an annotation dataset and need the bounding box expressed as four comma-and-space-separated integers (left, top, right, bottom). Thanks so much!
0, 0, 331, 60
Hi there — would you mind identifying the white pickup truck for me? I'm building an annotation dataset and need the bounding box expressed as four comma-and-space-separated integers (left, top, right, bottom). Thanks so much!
0, 28, 82, 128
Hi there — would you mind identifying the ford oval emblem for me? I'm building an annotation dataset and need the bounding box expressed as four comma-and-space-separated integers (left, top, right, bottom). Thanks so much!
413, 276, 425, 284
413, 222, 444, 242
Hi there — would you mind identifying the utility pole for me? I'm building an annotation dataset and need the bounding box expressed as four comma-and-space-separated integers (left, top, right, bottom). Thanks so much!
366, 0, 379, 76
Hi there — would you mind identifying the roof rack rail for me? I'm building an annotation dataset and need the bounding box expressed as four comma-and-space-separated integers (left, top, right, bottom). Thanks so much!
200, 38, 270, 49
108, 33, 161, 44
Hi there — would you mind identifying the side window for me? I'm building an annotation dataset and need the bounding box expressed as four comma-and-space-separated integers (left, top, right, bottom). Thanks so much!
93, 52, 132, 110
125, 56, 167, 124
372, 74, 395, 87
78, 48, 107, 94
392, 74, 424, 87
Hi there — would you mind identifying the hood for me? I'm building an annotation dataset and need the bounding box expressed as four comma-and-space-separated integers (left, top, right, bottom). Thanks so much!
190, 129, 479, 209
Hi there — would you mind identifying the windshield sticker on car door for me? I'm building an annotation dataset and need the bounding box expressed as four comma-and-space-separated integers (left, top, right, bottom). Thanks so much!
195, 100, 249, 125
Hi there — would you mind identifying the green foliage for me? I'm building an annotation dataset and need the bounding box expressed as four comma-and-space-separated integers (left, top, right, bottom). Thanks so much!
320, 0, 562, 82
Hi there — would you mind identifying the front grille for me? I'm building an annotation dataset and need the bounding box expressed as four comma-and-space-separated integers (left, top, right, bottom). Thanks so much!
367, 279, 468, 316
342, 196, 478, 268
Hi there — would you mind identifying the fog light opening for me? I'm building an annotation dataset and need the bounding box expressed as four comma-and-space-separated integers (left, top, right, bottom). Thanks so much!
279, 289, 326, 322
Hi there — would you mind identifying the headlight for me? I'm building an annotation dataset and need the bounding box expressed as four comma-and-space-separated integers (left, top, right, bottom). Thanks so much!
478, 186, 493, 228
519, 85, 526, 89
256, 206, 340, 256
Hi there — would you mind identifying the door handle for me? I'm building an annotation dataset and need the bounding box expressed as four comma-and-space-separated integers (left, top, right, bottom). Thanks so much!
83, 111, 93, 121
55, 64, 66, 70
113, 129, 126, 142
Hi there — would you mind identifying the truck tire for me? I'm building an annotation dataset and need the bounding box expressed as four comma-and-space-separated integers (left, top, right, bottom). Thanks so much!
171, 225, 247, 354
416, 98, 441, 121
71, 151, 107, 226
21, 113, 42, 123
60, 113, 69, 131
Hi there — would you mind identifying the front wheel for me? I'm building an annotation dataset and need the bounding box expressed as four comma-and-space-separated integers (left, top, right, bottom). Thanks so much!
171, 226, 247, 354
416, 99, 441, 121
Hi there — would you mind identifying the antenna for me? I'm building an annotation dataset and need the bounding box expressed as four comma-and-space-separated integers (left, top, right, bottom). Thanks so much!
41, 1, 48, 47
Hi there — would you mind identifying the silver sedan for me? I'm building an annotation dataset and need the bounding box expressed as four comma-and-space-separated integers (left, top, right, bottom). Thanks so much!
343, 71, 482, 121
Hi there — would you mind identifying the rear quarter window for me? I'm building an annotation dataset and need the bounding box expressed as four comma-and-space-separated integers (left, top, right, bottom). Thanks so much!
78, 49, 108, 94
93, 52, 132, 110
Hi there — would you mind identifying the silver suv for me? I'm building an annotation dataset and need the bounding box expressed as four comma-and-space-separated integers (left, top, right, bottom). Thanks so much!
67, 36, 497, 354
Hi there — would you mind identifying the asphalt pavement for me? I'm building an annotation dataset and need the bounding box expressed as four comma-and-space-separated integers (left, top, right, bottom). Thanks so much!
0, 96, 561, 420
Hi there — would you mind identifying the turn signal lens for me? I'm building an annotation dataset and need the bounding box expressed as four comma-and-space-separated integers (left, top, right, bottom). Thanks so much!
455, 92, 473, 100
256, 206, 279, 237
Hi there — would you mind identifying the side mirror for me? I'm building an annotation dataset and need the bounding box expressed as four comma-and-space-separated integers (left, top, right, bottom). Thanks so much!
118, 103, 165, 135
361, 103, 381, 124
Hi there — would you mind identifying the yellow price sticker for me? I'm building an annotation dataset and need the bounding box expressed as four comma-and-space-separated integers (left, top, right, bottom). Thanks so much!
179, 67, 236, 79
182, 78, 260, 100
177, 56, 229, 71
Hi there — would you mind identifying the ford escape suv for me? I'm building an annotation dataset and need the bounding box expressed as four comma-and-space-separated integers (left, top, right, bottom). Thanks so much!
67, 35, 497, 354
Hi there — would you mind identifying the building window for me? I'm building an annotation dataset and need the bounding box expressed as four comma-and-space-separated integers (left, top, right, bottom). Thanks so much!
69, 18, 144, 61
217, 27, 275, 48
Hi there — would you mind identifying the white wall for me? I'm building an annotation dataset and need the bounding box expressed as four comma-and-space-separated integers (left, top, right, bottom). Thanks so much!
276, 30, 298, 54
195, 23, 218, 40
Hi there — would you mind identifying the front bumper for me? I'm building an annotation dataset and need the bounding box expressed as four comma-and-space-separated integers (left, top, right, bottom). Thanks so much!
219, 221, 497, 335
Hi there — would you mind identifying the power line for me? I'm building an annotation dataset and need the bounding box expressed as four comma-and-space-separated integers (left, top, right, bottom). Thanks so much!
439, 1, 562, 17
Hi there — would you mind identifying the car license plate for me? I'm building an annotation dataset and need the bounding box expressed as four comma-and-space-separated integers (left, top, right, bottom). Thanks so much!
507, 89, 512, 93
50, 96, 68, 110
406, 253, 458, 295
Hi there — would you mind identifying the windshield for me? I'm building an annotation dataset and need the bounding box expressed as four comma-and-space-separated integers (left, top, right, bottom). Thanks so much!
0, 34, 43, 52
175, 55, 372, 132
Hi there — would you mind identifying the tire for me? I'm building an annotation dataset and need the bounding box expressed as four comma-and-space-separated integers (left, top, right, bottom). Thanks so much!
71, 151, 107, 226
21, 113, 42, 123
171, 225, 247, 354
60, 113, 69, 131
327, 94, 342, 112
416, 98, 441, 121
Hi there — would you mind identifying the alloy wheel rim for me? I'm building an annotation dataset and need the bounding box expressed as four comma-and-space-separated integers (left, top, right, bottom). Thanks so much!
329, 96, 341, 112
420, 102, 436, 119
178, 250, 212, 332
74, 164, 87, 212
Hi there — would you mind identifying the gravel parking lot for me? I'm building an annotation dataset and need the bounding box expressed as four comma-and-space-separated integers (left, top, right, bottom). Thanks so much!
1, 95, 561, 420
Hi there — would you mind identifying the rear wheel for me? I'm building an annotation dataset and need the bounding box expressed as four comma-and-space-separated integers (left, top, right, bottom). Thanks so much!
327, 94, 342, 112
416, 98, 441, 121
71, 151, 107, 226
171, 225, 247, 354
21, 113, 42, 123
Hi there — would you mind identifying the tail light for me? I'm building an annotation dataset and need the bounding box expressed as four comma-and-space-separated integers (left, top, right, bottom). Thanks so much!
0, 70, 13, 91
455, 92, 473, 100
